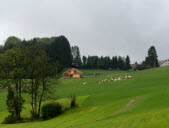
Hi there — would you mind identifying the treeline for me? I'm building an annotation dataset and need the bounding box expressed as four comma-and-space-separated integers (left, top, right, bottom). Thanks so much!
0, 37, 132, 71
71, 46, 132, 70
0, 36, 73, 72
81, 55, 131, 70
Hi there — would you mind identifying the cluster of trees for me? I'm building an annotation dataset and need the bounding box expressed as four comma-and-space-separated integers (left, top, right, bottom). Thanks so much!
71, 46, 131, 70
0, 36, 73, 71
82, 55, 131, 70
0, 45, 57, 122
136, 46, 159, 70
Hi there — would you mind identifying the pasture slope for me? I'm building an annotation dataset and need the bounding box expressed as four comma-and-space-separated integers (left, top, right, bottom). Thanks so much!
1, 66, 169, 128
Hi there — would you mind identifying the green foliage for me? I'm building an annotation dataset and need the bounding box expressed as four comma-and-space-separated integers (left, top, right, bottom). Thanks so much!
71, 46, 82, 68
117, 56, 125, 70
1, 35, 73, 70
145, 46, 159, 68
0, 46, 58, 121
0, 48, 25, 120
48, 36, 72, 67
2, 115, 18, 124
111, 56, 118, 69
23, 46, 57, 118
6, 87, 24, 117
41, 102, 63, 120
125, 55, 131, 70
82, 56, 87, 68
82, 55, 129, 70
69, 94, 78, 108
4, 36, 22, 50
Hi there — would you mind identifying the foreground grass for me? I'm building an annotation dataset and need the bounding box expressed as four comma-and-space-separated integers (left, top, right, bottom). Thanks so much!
1, 67, 169, 127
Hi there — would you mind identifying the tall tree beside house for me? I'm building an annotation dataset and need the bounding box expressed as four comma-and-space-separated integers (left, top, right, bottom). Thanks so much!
145, 46, 159, 68
71, 46, 82, 68
125, 55, 131, 70
49, 36, 72, 67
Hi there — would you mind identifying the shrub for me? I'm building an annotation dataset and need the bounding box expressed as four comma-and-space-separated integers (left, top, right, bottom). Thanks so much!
3, 115, 18, 124
69, 94, 78, 108
41, 102, 62, 120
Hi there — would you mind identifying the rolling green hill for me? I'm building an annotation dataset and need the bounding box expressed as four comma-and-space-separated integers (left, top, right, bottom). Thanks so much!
1, 67, 169, 128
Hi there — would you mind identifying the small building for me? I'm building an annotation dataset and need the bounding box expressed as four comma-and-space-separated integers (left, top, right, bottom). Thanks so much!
62, 68, 82, 78
160, 60, 169, 67
158, 60, 166, 66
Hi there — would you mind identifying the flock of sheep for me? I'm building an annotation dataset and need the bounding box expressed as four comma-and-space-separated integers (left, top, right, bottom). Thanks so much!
97, 75, 133, 84
82, 75, 133, 85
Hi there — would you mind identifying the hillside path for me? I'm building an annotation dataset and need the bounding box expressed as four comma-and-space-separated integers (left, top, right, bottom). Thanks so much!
70, 98, 137, 128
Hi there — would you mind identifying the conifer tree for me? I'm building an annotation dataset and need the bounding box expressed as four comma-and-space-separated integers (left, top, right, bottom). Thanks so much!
125, 55, 131, 70
145, 46, 159, 68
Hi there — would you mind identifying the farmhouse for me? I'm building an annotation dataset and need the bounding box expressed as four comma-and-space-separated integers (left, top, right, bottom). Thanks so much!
159, 60, 169, 67
63, 68, 82, 78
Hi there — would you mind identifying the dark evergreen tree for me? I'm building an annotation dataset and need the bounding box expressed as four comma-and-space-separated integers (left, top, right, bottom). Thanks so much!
49, 36, 72, 67
145, 46, 159, 68
104, 56, 111, 69
71, 46, 82, 68
82, 56, 87, 68
118, 56, 125, 70
125, 55, 131, 70
111, 56, 118, 69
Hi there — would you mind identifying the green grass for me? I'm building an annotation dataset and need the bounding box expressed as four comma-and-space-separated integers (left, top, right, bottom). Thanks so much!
1, 67, 169, 128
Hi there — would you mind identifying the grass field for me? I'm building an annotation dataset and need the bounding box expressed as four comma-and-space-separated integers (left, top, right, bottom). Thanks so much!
1, 67, 169, 128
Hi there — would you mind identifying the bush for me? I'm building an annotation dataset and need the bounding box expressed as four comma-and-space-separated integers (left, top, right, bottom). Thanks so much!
69, 94, 78, 108
41, 102, 62, 120
3, 115, 18, 124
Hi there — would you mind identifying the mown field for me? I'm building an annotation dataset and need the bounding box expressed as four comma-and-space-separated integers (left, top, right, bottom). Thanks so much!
1, 67, 169, 128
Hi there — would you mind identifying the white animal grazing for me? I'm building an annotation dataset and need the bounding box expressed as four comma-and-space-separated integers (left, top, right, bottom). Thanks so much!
83, 82, 87, 85
128, 76, 132, 79
114, 79, 117, 81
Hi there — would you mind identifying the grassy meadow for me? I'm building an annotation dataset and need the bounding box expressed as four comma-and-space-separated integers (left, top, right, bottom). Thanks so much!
1, 67, 169, 128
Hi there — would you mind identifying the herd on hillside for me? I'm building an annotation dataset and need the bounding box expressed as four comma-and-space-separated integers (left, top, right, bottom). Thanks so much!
82, 75, 133, 85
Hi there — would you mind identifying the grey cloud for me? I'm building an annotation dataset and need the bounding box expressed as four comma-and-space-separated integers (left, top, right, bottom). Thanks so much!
0, 0, 169, 62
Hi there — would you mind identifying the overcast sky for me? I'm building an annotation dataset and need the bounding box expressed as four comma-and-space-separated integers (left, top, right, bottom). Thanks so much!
0, 0, 169, 62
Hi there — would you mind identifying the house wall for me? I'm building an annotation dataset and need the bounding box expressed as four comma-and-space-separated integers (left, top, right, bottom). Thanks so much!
160, 61, 169, 67
70, 70, 75, 74
73, 74, 81, 78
